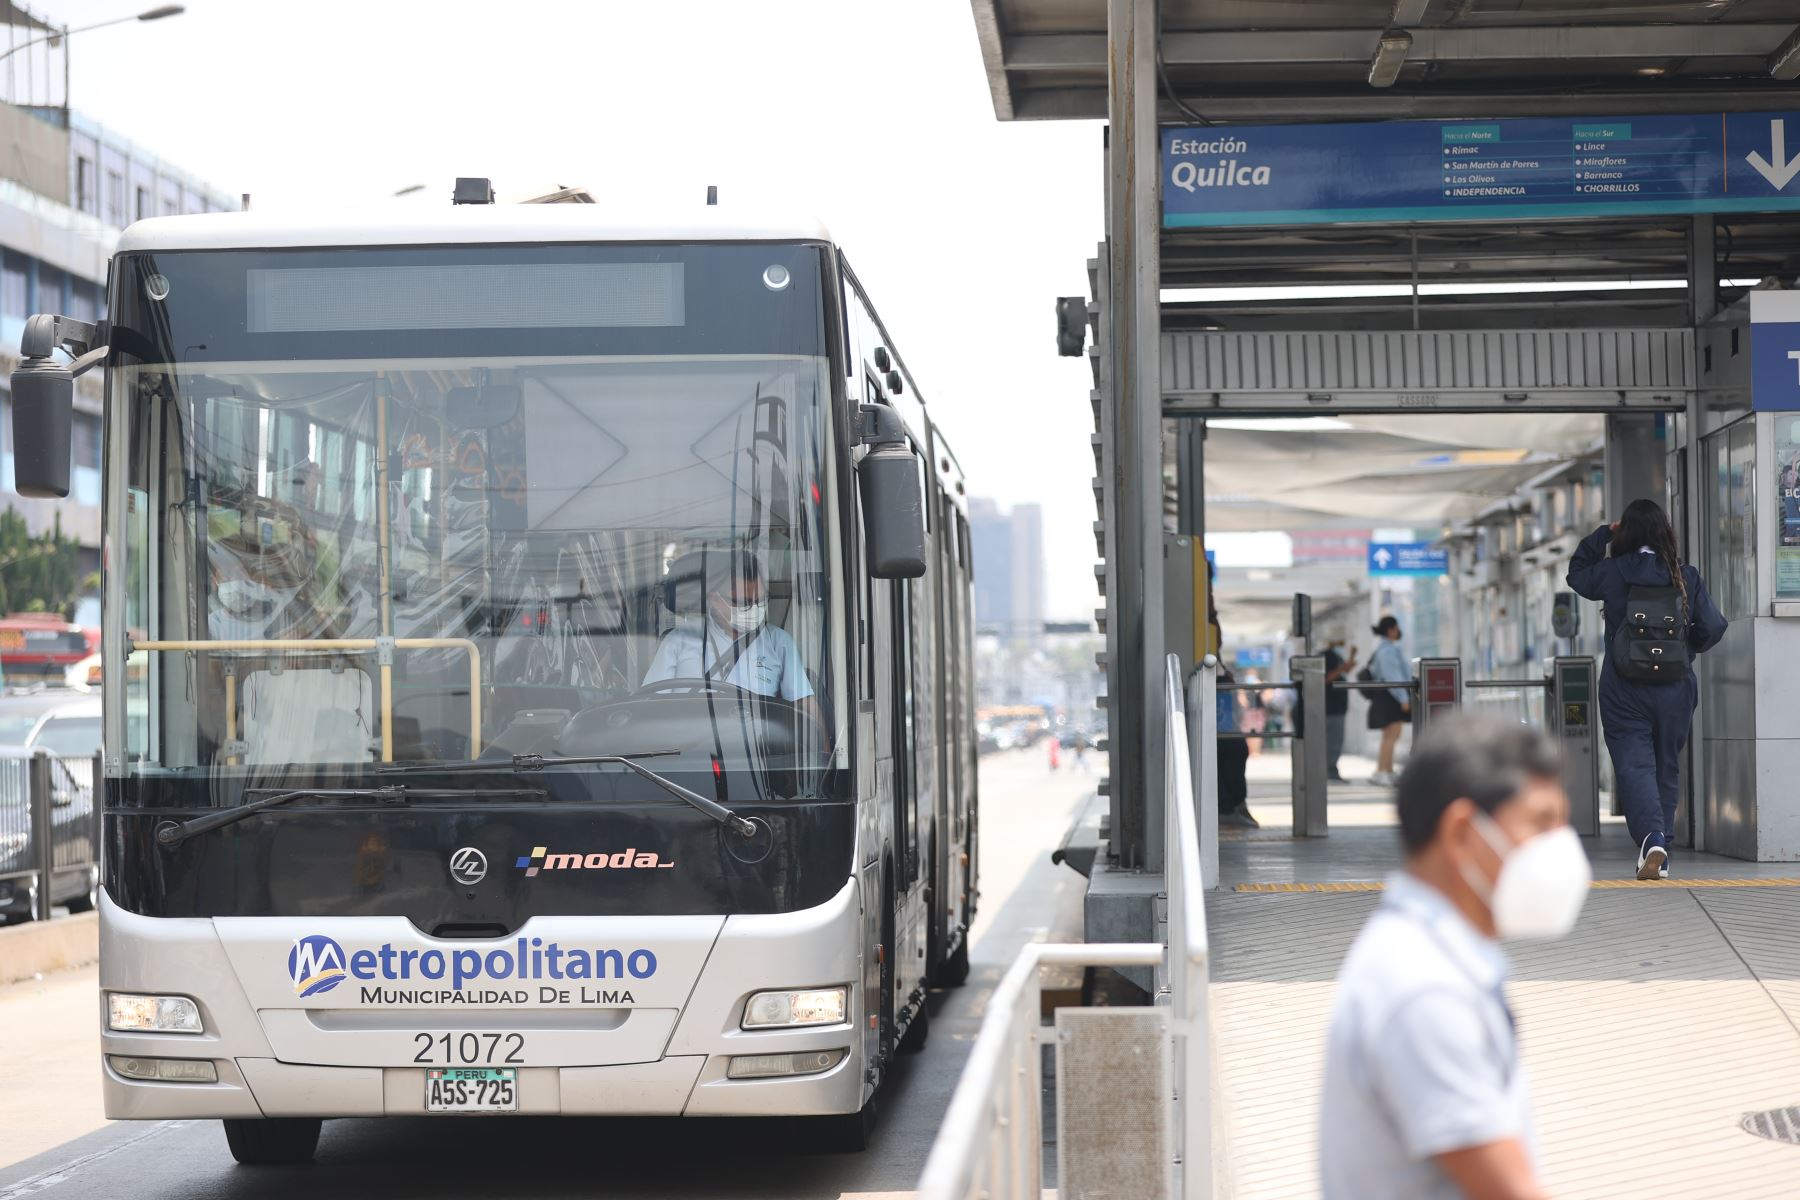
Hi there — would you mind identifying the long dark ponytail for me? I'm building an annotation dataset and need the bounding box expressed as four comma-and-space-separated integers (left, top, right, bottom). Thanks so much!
1611, 498, 1687, 616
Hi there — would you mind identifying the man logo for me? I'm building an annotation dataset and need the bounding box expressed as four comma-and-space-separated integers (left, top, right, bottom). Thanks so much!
288, 934, 348, 997
449, 847, 488, 886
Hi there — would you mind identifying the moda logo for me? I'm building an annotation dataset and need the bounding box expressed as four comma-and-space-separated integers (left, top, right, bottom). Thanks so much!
515, 845, 676, 876
288, 934, 349, 997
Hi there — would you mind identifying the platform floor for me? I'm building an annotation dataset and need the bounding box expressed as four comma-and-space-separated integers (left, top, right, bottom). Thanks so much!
1209, 753, 1800, 1198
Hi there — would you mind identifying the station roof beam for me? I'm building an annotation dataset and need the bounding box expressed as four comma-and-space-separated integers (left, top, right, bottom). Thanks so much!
1771, 25, 1800, 80
971, 0, 1800, 122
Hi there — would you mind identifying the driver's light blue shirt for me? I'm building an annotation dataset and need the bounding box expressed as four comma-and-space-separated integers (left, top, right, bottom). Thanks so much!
642, 619, 814, 702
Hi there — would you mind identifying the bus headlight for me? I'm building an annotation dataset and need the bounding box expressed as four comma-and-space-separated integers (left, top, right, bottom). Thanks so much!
727, 1049, 845, 1079
108, 1055, 217, 1083
107, 993, 204, 1034
741, 987, 847, 1029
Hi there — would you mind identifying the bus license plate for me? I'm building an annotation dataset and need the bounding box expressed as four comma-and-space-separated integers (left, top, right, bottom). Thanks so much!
425, 1067, 517, 1114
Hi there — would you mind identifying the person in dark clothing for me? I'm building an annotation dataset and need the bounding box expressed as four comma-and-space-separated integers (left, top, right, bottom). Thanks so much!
1567, 498, 1728, 880
1207, 559, 1257, 828
1322, 635, 1358, 782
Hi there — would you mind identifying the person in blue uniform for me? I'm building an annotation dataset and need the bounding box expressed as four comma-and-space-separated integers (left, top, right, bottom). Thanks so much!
1567, 499, 1727, 880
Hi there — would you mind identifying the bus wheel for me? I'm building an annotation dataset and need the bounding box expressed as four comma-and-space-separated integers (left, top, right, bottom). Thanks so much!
222, 1118, 321, 1165
898, 1002, 930, 1053
817, 1096, 878, 1152
936, 935, 970, 988
66, 869, 98, 914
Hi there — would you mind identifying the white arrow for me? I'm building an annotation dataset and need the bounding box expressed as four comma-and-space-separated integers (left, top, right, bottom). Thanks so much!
1746, 119, 1800, 190
1372, 548, 1394, 569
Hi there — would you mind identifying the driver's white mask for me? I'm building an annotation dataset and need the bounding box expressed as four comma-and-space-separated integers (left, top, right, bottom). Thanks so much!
724, 600, 766, 634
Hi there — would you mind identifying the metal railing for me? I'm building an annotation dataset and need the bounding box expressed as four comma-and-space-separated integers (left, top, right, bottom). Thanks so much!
918, 654, 1216, 1199
0, 750, 102, 921
1163, 654, 1216, 1198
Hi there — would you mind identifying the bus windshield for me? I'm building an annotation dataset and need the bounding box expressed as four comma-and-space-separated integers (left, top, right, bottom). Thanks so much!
111, 246, 845, 803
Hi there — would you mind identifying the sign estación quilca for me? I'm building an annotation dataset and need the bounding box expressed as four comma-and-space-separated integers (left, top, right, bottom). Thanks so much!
1163, 112, 1800, 228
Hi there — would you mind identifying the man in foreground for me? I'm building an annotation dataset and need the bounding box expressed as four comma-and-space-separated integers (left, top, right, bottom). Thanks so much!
1318, 716, 1590, 1200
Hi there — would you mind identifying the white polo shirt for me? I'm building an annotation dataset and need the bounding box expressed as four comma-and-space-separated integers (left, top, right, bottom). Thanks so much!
641, 618, 813, 702
1318, 871, 1536, 1200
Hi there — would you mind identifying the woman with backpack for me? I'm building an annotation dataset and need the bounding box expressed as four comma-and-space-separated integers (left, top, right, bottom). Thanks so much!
1568, 499, 1728, 880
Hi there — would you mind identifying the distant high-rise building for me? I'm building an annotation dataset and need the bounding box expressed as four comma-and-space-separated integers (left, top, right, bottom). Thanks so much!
968, 497, 1045, 637
968, 498, 1012, 631
1010, 502, 1044, 634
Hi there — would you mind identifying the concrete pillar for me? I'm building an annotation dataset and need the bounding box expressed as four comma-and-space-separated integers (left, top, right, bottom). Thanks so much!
1104, 0, 1165, 871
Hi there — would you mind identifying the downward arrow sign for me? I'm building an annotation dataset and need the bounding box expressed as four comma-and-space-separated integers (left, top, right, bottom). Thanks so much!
1747, 118, 1800, 190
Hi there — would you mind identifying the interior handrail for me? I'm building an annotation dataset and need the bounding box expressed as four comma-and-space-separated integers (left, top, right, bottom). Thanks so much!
133, 637, 483, 761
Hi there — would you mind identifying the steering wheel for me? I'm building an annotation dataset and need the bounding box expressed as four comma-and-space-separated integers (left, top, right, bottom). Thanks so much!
635, 677, 832, 750
636, 677, 759, 701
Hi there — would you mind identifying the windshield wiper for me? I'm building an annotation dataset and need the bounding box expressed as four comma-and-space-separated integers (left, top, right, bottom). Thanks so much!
156, 785, 410, 849
378, 752, 758, 839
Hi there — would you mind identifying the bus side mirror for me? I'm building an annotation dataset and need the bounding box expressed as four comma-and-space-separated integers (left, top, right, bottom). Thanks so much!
10, 313, 105, 501
11, 356, 75, 499
857, 404, 926, 580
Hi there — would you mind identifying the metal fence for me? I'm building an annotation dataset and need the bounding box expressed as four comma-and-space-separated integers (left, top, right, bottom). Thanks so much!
917, 655, 1216, 1199
0, 751, 102, 921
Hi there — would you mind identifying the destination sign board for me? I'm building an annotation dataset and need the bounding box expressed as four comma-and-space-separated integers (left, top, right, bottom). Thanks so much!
1163, 112, 1800, 228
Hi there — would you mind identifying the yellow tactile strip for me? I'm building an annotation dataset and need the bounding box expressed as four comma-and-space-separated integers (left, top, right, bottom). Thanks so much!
1235, 877, 1800, 893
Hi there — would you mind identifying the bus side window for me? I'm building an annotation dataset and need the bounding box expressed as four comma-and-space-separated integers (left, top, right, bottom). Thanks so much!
893, 578, 918, 885
860, 493, 875, 698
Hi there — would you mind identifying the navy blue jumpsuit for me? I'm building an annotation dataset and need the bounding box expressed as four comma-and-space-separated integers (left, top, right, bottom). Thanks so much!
1567, 524, 1728, 855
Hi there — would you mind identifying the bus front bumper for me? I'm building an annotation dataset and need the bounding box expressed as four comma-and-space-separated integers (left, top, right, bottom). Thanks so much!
97, 880, 867, 1120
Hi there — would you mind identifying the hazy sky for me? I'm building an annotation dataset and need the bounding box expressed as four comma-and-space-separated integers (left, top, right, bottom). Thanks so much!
66, 0, 1106, 618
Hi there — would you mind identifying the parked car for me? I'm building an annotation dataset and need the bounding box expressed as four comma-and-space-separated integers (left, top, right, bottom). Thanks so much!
0, 745, 98, 922
0, 692, 103, 922
0, 691, 102, 758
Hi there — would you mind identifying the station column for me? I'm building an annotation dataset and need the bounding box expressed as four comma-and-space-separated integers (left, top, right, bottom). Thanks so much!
1103, 0, 1165, 872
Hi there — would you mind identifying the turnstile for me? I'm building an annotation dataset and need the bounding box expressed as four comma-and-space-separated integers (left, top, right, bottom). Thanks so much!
1461, 657, 1602, 836
1279, 655, 1601, 838
1289, 656, 1327, 838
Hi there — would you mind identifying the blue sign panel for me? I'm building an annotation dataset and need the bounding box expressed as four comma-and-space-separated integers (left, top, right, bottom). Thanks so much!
1233, 646, 1274, 668
1751, 292, 1800, 413
1164, 112, 1800, 228
1369, 542, 1448, 577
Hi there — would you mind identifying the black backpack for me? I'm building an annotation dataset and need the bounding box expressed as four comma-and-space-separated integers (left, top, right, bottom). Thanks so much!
1611, 584, 1690, 685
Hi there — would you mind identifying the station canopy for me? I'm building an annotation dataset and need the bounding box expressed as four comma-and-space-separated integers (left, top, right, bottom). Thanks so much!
972, 1, 1800, 125
1194, 414, 1601, 532
976, 1, 1800, 528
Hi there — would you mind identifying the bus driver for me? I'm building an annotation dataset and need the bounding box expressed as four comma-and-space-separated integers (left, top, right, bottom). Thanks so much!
643, 551, 824, 731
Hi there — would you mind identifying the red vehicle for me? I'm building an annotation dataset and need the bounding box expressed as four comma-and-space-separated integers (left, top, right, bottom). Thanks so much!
0, 614, 97, 684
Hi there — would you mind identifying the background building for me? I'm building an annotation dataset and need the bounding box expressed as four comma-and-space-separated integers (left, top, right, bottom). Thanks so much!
0, 3, 236, 614
968, 496, 1045, 638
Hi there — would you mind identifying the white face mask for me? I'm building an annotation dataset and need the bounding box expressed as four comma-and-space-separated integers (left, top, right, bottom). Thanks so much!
1460, 810, 1591, 939
723, 600, 766, 634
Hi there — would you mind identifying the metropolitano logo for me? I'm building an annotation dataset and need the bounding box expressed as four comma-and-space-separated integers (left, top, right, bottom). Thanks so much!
288, 934, 349, 997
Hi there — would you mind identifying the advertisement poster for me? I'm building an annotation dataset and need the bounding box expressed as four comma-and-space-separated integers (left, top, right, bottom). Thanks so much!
1779, 416, 1800, 597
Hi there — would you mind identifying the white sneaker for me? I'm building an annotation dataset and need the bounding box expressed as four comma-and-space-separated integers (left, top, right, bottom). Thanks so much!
1369, 771, 1397, 787
1637, 835, 1668, 882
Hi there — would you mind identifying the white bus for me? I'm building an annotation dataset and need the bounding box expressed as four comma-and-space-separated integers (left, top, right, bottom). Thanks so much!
9, 189, 978, 1162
